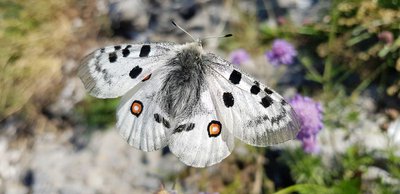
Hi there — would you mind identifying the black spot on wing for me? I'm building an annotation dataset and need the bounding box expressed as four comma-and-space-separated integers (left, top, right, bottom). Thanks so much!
122, 48, 130, 57
250, 85, 261, 95
260, 95, 273, 108
154, 113, 171, 128
173, 123, 195, 133
174, 124, 186, 133
109, 52, 117, 63
139, 45, 151, 57
95, 63, 101, 72
229, 70, 242, 84
154, 114, 161, 123
264, 87, 273, 94
114, 45, 121, 50
95, 49, 104, 71
101, 69, 112, 84
270, 110, 287, 125
223, 92, 234, 107
187, 123, 195, 131
245, 108, 287, 128
162, 118, 170, 128
129, 66, 142, 79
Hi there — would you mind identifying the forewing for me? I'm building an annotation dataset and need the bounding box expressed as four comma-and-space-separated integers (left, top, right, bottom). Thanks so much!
116, 70, 172, 152
168, 90, 235, 168
78, 43, 176, 98
204, 53, 300, 146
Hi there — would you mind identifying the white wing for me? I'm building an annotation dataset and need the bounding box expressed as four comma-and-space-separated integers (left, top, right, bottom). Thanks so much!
116, 70, 172, 151
204, 53, 300, 146
78, 43, 177, 98
168, 90, 235, 168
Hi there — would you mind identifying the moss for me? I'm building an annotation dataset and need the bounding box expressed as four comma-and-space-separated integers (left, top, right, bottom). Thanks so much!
76, 97, 119, 129
221, 174, 244, 194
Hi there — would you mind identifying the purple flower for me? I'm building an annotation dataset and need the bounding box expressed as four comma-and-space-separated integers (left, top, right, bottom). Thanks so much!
289, 94, 323, 154
229, 49, 250, 65
265, 39, 297, 66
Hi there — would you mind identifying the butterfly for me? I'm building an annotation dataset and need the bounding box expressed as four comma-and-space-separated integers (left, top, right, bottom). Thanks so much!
78, 24, 300, 167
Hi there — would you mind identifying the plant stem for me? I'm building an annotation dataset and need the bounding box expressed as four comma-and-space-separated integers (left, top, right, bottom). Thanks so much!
300, 57, 323, 83
273, 184, 328, 194
323, 0, 340, 93
351, 64, 386, 99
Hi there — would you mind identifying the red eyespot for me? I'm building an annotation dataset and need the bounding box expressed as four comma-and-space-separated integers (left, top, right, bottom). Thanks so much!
142, 74, 151, 82
208, 120, 222, 137
130, 100, 143, 117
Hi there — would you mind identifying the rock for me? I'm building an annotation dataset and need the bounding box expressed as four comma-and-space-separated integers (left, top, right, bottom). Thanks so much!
276, 0, 329, 25
104, 0, 229, 42
28, 129, 182, 194
363, 166, 400, 186
48, 77, 86, 117
388, 117, 400, 155
0, 136, 28, 194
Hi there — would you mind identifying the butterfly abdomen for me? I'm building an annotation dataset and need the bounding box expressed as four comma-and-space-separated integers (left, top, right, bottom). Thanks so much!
159, 47, 208, 120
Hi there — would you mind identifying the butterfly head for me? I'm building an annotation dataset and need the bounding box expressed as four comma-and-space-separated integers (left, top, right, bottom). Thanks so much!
180, 41, 204, 54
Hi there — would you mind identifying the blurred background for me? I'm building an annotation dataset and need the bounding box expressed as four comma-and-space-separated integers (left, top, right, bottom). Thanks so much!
0, 0, 399, 193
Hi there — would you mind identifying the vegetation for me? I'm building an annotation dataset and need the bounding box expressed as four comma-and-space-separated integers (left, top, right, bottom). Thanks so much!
0, 0, 74, 123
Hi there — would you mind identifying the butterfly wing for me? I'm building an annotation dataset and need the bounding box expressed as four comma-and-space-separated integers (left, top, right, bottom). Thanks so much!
116, 70, 172, 152
82, 41, 298, 167
168, 89, 235, 167
204, 53, 300, 146
78, 43, 176, 98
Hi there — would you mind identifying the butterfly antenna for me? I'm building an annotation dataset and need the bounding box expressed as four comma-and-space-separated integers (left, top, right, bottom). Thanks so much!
201, 34, 233, 41
171, 20, 196, 42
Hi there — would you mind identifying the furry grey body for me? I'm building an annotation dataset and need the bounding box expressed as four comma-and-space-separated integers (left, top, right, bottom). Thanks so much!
159, 48, 208, 121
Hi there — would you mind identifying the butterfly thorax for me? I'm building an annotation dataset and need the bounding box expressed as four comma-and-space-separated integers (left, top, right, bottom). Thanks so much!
158, 44, 208, 121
